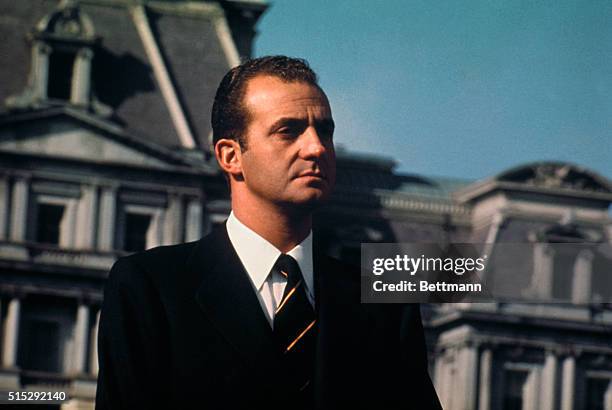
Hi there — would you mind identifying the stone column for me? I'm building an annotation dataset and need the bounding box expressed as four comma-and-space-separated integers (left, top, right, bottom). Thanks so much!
185, 197, 203, 242
71, 48, 93, 105
75, 185, 98, 249
2, 298, 21, 368
478, 347, 493, 410
541, 352, 558, 410
523, 367, 542, 410
163, 194, 183, 245
456, 344, 478, 410
572, 249, 594, 304
433, 353, 444, 390
97, 186, 117, 251
60, 199, 78, 249
90, 309, 100, 375
9, 177, 29, 242
532, 243, 554, 299
561, 356, 576, 410
604, 380, 612, 410
72, 304, 89, 374
33, 41, 51, 100
436, 353, 453, 410
0, 176, 8, 240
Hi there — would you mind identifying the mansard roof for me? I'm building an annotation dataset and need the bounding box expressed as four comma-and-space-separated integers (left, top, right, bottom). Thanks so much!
0, 0, 266, 150
0, 2, 55, 113
335, 150, 471, 201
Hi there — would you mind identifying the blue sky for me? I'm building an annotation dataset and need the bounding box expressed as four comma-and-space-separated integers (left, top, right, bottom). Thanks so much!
255, 0, 612, 182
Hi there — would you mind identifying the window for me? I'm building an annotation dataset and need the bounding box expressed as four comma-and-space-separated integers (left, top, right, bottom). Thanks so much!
47, 49, 75, 100
585, 377, 610, 410
552, 250, 574, 300
591, 255, 612, 303
118, 200, 164, 252
36, 203, 65, 245
21, 319, 61, 372
123, 213, 151, 252
503, 370, 529, 410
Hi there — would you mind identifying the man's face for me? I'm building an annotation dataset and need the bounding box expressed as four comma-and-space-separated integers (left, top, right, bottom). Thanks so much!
237, 75, 336, 210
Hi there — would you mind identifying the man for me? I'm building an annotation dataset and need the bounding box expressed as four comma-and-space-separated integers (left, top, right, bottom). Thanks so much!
96, 56, 441, 409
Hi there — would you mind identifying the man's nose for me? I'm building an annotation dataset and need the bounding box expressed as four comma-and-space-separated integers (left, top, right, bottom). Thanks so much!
301, 127, 329, 158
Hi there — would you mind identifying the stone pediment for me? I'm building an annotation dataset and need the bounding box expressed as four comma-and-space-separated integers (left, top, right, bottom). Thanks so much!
454, 161, 612, 205
497, 162, 612, 194
0, 108, 194, 170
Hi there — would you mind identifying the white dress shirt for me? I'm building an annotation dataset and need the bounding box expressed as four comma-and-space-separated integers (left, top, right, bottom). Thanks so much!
226, 211, 315, 328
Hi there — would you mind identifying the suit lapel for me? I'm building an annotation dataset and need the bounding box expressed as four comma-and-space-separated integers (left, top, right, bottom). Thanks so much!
189, 226, 362, 402
313, 246, 363, 403
313, 246, 361, 342
190, 226, 282, 373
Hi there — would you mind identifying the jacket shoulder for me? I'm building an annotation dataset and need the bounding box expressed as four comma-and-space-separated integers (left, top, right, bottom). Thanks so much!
106, 239, 202, 290
122, 240, 199, 268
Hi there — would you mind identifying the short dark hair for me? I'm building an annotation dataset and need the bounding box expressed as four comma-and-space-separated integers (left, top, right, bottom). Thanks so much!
211, 55, 320, 150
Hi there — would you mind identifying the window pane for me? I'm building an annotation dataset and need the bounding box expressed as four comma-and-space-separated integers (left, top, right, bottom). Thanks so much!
20, 319, 61, 372
124, 213, 151, 252
552, 252, 574, 300
36, 204, 65, 245
47, 50, 75, 100
503, 370, 529, 410
586, 378, 609, 410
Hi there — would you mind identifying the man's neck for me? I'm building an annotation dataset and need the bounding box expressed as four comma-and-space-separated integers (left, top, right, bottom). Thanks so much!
232, 200, 312, 253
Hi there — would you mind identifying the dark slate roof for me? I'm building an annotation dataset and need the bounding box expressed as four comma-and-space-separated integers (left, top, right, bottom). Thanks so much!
82, 2, 180, 148
395, 175, 471, 200
0, 0, 57, 107
336, 151, 472, 201
148, 8, 231, 149
0, 0, 245, 150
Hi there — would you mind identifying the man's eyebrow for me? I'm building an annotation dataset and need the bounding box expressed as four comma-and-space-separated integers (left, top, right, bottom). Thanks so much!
268, 117, 307, 130
268, 117, 335, 131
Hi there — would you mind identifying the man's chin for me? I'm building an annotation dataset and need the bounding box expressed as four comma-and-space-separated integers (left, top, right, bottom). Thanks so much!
281, 190, 331, 210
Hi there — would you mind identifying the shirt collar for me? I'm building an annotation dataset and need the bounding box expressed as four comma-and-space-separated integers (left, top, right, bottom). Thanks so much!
226, 211, 314, 296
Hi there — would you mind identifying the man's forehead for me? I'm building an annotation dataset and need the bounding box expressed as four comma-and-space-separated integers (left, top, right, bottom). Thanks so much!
243, 75, 331, 114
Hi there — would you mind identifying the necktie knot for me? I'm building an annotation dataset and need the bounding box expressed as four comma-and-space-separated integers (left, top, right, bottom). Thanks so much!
275, 254, 302, 285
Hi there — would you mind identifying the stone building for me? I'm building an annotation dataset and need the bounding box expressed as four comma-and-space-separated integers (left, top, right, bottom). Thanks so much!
0, 0, 265, 408
0, 1, 610, 409
430, 165, 612, 410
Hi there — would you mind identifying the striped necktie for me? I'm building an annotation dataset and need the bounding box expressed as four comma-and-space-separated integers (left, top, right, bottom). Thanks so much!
273, 254, 316, 401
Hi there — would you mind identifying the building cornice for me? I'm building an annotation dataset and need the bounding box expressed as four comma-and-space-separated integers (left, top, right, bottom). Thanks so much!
332, 187, 472, 218
455, 179, 612, 204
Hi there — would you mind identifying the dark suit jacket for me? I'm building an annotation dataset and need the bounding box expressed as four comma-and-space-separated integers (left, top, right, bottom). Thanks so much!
95, 226, 442, 409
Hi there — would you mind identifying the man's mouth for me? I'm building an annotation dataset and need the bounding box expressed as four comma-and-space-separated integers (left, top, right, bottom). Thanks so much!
297, 171, 326, 180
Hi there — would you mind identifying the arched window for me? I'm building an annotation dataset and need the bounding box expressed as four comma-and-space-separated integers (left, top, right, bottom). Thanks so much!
6, 1, 100, 110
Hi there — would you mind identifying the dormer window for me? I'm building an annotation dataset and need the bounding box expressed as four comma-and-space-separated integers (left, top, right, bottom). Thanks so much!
47, 48, 76, 101
527, 218, 604, 304
5, 0, 106, 114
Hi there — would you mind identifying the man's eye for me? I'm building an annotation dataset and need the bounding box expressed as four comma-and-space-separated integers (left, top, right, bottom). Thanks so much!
277, 127, 298, 136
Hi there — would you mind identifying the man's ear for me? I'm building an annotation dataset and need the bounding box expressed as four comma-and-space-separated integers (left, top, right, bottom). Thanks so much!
215, 138, 243, 178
